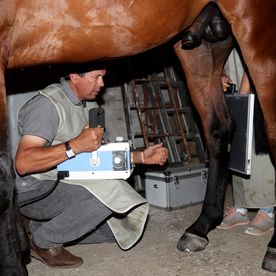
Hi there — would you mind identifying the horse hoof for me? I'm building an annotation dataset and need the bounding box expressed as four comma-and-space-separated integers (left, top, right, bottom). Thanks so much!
177, 232, 209, 252
262, 247, 276, 272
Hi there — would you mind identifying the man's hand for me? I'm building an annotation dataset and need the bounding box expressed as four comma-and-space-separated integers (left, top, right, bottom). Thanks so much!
143, 143, 169, 166
221, 74, 233, 92
70, 126, 104, 154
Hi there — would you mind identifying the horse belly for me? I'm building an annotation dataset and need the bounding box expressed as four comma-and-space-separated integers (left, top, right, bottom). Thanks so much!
6, 0, 210, 68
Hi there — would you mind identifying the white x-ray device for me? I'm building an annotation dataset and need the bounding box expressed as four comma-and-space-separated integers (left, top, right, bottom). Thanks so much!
57, 107, 133, 180
57, 139, 133, 180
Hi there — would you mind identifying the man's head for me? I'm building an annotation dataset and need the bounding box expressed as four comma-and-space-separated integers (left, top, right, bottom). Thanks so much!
68, 69, 106, 100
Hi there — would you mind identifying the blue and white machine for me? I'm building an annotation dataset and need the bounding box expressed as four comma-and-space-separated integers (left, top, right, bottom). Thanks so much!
57, 140, 133, 180
58, 107, 133, 180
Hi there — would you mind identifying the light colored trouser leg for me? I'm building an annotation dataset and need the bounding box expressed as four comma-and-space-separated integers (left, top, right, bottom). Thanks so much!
233, 152, 275, 209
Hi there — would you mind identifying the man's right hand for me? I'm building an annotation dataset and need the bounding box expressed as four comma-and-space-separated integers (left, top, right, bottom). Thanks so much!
70, 127, 104, 154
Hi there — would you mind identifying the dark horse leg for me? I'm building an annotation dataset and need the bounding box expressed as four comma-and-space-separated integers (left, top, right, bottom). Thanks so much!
247, 26, 276, 273
261, 113, 276, 271
0, 67, 29, 275
174, 30, 233, 251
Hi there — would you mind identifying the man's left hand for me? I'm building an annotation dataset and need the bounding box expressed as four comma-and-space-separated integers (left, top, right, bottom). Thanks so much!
143, 143, 169, 166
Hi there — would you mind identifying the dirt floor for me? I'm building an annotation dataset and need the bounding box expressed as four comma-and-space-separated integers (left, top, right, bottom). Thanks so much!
26, 185, 275, 276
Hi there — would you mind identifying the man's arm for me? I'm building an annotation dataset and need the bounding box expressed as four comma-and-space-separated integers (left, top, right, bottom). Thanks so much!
131, 143, 169, 166
15, 127, 104, 175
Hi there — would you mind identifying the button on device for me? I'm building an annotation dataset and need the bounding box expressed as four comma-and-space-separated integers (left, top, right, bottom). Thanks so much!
115, 136, 124, 142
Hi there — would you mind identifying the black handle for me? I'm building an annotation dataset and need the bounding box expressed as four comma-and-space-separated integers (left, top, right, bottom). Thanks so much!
226, 83, 237, 94
89, 107, 105, 128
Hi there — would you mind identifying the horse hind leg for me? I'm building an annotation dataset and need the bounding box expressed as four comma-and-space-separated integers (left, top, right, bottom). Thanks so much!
174, 34, 233, 252
234, 20, 276, 270
261, 116, 276, 272
259, 85, 276, 272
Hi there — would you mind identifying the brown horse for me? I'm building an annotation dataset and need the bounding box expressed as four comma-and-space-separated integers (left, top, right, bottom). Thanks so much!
0, 0, 275, 274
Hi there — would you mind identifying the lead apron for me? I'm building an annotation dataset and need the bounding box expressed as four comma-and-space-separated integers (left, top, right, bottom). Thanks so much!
35, 171, 149, 250
28, 85, 149, 250
63, 179, 149, 250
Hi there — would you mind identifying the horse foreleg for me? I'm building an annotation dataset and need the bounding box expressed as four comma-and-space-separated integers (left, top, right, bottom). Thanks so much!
262, 114, 276, 271
245, 41, 276, 273
0, 67, 28, 275
223, 2, 276, 269
256, 75, 276, 272
174, 36, 233, 252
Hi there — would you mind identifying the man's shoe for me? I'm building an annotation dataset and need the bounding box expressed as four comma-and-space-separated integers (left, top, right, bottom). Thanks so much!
30, 238, 83, 268
245, 210, 274, 236
217, 207, 250, 230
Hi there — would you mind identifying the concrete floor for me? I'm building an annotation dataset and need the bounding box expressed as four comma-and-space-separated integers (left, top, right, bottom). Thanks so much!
26, 186, 275, 276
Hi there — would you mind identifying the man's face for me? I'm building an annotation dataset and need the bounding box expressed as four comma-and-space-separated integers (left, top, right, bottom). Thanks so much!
71, 69, 106, 100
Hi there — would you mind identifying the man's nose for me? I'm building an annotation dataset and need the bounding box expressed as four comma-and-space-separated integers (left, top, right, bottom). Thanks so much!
97, 77, 104, 86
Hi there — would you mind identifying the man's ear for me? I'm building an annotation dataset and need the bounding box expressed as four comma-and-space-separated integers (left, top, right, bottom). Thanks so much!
69, 73, 81, 83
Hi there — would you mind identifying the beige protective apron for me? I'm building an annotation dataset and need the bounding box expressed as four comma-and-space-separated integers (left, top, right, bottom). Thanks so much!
37, 171, 149, 250
62, 179, 149, 250
31, 84, 149, 250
